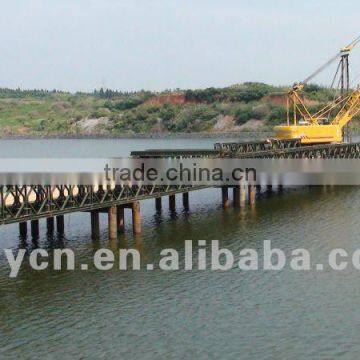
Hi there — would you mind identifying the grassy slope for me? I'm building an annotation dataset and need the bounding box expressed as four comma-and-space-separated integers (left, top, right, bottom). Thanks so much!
0, 84, 358, 137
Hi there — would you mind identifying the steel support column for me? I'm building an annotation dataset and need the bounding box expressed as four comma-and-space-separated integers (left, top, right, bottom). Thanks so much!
19, 222, 27, 238
108, 206, 117, 240
248, 185, 256, 206
91, 211, 100, 239
233, 186, 240, 207
47, 217, 54, 234
56, 215, 65, 234
155, 197, 162, 211
117, 206, 125, 233
31, 219, 39, 239
183, 192, 189, 210
132, 201, 141, 234
222, 186, 231, 208
169, 195, 176, 211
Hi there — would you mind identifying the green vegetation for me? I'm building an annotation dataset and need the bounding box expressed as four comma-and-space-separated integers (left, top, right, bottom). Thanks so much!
0, 83, 359, 137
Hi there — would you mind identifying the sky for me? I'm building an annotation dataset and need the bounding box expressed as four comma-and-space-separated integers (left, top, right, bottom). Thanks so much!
0, 0, 360, 92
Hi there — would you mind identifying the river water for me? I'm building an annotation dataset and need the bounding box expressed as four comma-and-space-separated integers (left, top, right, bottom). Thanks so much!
0, 137, 359, 359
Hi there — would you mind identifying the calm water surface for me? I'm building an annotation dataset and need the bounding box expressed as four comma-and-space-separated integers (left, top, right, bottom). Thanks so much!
0, 137, 359, 359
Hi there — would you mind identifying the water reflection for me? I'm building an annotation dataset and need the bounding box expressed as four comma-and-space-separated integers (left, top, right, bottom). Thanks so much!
0, 136, 359, 358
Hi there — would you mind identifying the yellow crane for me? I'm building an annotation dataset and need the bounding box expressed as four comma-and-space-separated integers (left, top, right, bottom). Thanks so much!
274, 36, 360, 144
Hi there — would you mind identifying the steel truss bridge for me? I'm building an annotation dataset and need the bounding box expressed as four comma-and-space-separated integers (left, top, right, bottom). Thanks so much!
1, 139, 359, 228
0, 184, 204, 226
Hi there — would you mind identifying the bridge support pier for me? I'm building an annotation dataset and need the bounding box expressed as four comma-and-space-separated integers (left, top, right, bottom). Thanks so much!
56, 215, 64, 234
169, 195, 176, 211
91, 211, 100, 239
221, 186, 231, 208
117, 206, 125, 233
248, 185, 256, 206
31, 220, 39, 239
132, 201, 141, 234
155, 197, 162, 211
108, 206, 117, 240
233, 186, 240, 207
183, 192, 189, 210
47, 217, 54, 234
19, 222, 27, 238
240, 185, 246, 207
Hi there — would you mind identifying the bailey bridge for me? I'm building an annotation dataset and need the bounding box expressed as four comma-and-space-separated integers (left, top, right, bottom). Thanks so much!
1, 139, 359, 240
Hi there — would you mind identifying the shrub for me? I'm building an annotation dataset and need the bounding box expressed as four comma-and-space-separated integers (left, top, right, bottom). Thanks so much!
113, 98, 144, 111
170, 105, 218, 132
90, 108, 111, 118
266, 105, 287, 125
232, 104, 253, 125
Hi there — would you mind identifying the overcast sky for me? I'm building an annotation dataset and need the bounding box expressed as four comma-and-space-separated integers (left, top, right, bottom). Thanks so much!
0, 0, 360, 92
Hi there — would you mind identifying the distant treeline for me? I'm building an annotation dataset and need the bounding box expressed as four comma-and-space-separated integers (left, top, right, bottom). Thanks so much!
0, 82, 336, 102
0, 88, 67, 99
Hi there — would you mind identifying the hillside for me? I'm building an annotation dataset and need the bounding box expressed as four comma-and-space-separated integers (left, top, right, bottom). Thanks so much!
0, 83, 358, 137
